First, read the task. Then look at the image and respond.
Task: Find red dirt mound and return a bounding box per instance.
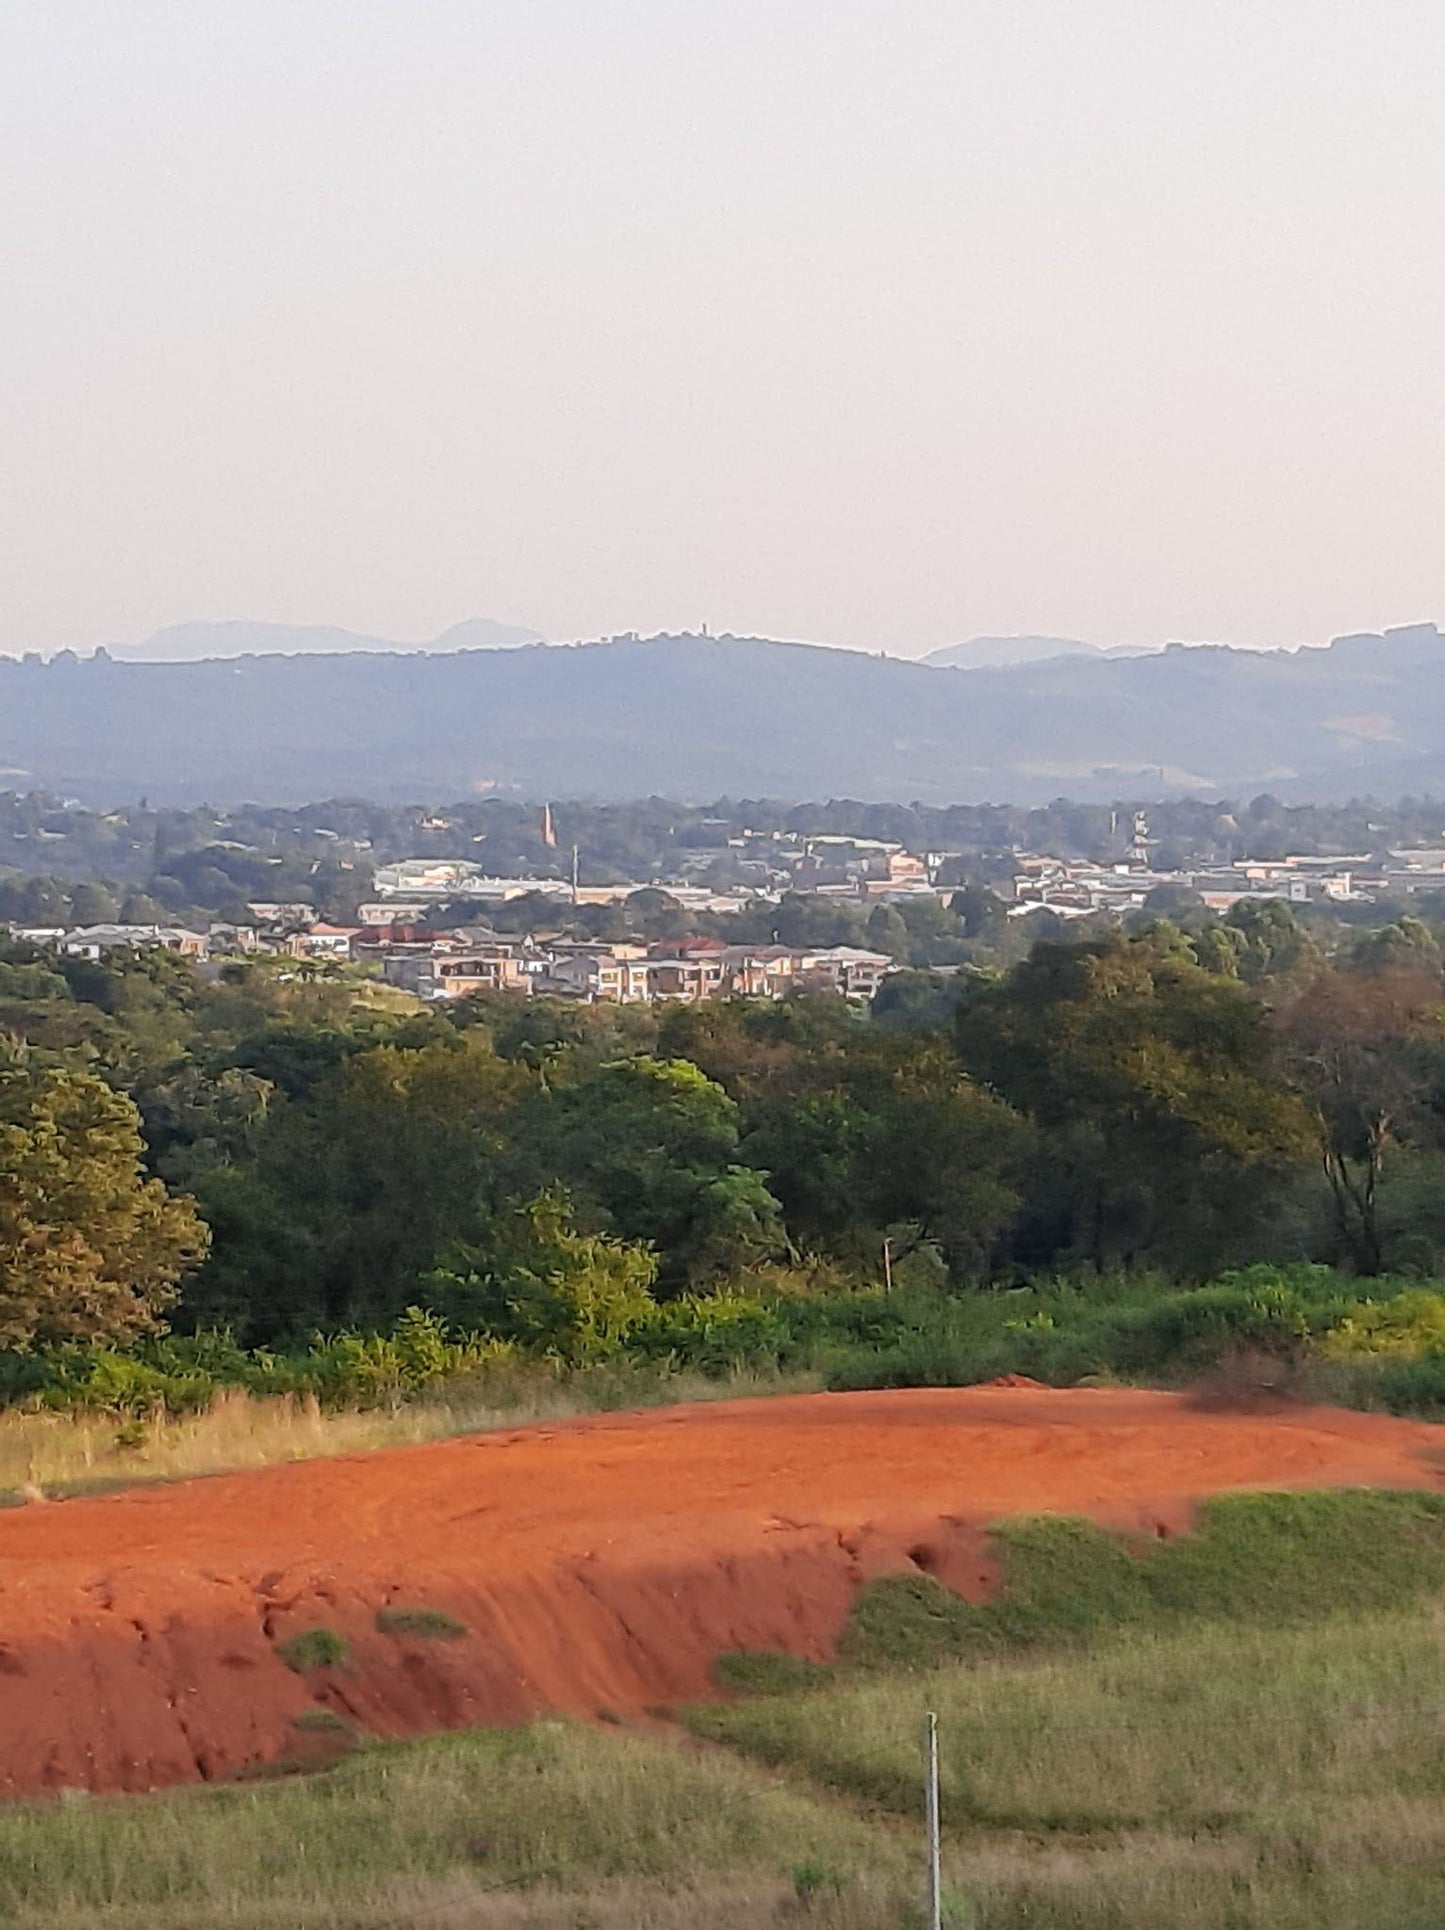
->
[0,1385,1439,1798]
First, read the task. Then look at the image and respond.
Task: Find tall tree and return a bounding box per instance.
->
[1276,966,1445,1273]
[528,1056,787,1289]
[0,1057,208,1350]
[957,937,1312,1272]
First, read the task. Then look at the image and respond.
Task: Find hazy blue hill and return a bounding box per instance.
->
[2,626,1443,805]
[922,634,1104,668]
[114,617,544,661]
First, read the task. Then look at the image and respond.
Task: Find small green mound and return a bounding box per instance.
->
[842,1488,1445,1666]
[290,1708,351,1734]
[373,1605,467,1640]
[711,1650,835,1696]
[277,1626,350,1672]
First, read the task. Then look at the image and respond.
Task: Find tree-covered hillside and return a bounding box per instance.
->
[7,625,1445,804]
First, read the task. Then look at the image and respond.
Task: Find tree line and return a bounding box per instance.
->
[10,786,1445,928]
[4,908,1445,1362]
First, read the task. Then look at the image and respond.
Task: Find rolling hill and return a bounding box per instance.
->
[3,623,1444,805]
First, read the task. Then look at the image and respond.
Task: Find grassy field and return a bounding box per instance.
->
[0,1720,915,1930]
[693,1611,1445,1929]
[1,1491,1440,1929]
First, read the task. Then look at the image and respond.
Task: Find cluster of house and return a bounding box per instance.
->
[17,815,1445,997]
[1010,846,1445,922]
[377,934,894,1003]
[2,912,894,1005]
[11,922,214,959]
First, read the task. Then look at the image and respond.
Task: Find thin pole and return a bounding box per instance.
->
[924,1709,941,1930]
[883,1236,894,1294]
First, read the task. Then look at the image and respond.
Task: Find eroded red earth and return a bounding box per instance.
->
[0,1384,1439,1796]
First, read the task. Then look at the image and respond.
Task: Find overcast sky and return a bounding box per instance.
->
[3,1,1444,659]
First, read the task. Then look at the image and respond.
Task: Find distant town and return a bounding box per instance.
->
[7,793,1445,1003]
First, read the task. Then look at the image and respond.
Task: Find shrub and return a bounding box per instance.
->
[820,1270,1398,1395]
[632,1292,789,1374]
[1321,1288,1445,1358]
[424,1196,661,1365]
[25,1311,516,1416]
[278,1626,349,1672]
[791,1859,846,1903]
[1376,1351,1445,1415]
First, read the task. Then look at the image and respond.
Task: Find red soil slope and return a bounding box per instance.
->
[0,1385,1440,1798]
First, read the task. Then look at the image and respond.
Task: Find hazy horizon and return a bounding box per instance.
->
[4,3,1444,659]
[14,612,1445,665]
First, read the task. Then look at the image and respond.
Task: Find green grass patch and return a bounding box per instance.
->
[842,1488,1445,1665]
[373,1606,467,1640]
[0,1721,911,1930]
[276,1626,349,1673]
[689,1608,1445,1927]
[289,1708,351,1735]
[711,1649,835,1695]
[686,1486,1445,1925]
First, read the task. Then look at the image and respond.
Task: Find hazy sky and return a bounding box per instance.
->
[3,2,1444,658]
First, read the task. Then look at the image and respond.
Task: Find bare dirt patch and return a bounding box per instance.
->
[0,1385,1438,1798]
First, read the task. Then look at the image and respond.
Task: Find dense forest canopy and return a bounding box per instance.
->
[5,904,1445,1364]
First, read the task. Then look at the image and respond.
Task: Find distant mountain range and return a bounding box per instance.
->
[921,634,1156,669]
[3,623,1444,807]
[113,618,545,661]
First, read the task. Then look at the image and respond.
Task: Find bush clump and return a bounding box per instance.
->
[278,1626,349,1672]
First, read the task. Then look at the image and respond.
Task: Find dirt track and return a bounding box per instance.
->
[0,1384,1440,1798]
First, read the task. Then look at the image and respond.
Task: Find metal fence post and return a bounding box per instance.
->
[925,1709,941,1930]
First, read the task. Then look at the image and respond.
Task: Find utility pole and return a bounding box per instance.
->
[924,1710,942,1930]
[570,843,580,906]
[882,1236,894,1294]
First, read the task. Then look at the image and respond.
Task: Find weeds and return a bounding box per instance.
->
[374,1607,466,1640]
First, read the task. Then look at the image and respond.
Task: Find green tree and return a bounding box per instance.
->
[1277,967,1445,1273]
[864,903,910,962]
[426,1193,660,1362]
[1221,899,1319,985]
[532,1056,786,1288]
[951,885,1007,942]
[0,1058,208,1350]
[1346,917,1442,977]
[193,1034,529,1336]
[659,998,1023,1277]
[741,1031,1025,1276]
[957,937,1312,1273]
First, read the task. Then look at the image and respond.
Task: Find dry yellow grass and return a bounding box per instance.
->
[0,1365,817,1501]
[0,1390,437,1498]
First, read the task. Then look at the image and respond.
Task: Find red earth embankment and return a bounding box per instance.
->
[0,1385,1440,1798]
